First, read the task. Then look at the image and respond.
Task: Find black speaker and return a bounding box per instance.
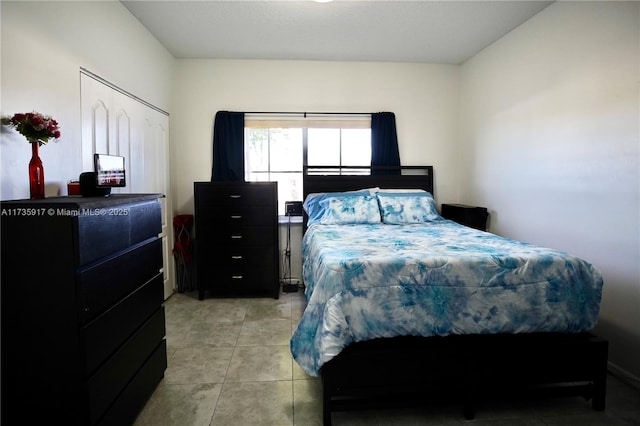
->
[79,172,111,197]
[285,201,303,216]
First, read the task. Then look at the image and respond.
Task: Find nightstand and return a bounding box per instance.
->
[441,204,489,231]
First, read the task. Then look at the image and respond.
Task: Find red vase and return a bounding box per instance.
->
[29,142,45,199]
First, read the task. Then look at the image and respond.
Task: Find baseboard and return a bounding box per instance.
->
[608,361,640,390]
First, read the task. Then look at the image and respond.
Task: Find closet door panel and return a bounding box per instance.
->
[80,72,174,298]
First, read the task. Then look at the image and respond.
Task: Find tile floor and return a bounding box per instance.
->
[134,290,640,426]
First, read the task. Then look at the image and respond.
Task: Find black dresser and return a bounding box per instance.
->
[194,182,279,299]
[1,194,167,425]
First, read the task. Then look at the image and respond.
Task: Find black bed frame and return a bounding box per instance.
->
[302,166,608,426]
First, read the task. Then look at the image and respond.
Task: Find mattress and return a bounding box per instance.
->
[290,220,603,377]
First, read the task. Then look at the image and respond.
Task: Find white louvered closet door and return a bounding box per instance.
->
[80,70,174,299]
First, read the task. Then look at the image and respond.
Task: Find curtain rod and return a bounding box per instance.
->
[242,111,373,117]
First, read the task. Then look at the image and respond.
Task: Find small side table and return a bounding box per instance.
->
[441,204,489,231]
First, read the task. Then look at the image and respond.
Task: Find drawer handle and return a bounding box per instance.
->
[231,255,243,260]
[231,235,242,239]
[232,275,243,279]
[230,194,242,199]
[230,215,242,219]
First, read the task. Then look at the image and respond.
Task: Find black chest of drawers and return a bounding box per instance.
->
[194,182,279,299]
[0,194,167,425]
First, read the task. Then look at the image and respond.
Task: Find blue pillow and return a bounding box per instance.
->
[303,189,371,224]
[376,192,441,224]
[318,194,381,225]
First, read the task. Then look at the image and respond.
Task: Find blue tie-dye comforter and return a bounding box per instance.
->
[290,221,603,377]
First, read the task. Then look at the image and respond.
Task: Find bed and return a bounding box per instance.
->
[289,167,608,425]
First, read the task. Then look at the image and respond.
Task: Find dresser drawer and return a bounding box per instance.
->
[77,200,161,265]
[195,183,275,209]
[197,206,274,229]
[82,273,163,375]
[95,339,167,426]
[200,247,274,273]
[78,238,163,323]
[208,226,275,247]
[88,307,165,425]
[204,265,276,290]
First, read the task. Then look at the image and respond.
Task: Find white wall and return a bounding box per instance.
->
[1,1,174,200]
[171,59,460,214]
[460,1,640,379]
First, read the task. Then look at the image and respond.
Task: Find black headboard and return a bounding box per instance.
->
[302,166,434,229]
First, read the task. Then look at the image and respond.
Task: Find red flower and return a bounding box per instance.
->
[1,111,61,146]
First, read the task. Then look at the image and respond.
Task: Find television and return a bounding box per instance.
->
[94,153,126,188]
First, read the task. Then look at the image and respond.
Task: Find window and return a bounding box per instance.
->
[244,115,371,215]
[245,127,304,215]
[307,128,372,172]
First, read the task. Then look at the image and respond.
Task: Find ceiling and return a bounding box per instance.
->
[121,0,552,65]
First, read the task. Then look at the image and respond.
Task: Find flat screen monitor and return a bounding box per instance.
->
[94,153,126,188]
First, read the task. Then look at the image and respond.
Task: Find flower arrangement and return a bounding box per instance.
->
[1,112,61,146]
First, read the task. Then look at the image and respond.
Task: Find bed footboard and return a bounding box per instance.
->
[319,333,608,426]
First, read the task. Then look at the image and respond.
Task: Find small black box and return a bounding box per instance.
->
[79,172,111,197]
[285,201,303,216]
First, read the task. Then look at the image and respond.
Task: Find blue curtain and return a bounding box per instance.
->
[212,111,245,181]
[371,112,401,175]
